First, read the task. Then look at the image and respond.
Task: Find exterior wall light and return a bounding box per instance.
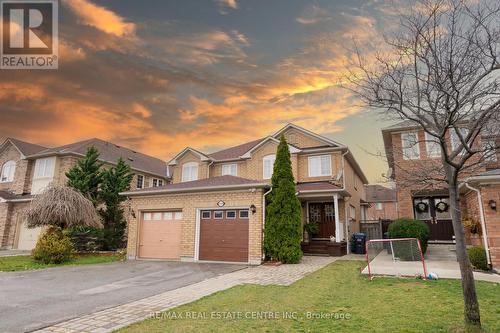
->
[489,200,497,211]
[250,204,257,214]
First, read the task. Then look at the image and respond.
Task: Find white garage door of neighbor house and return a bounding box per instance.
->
[17,220,42,250]
[139,211,182,260]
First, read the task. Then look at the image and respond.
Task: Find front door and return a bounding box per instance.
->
[413,197,454,241]
[309,203,335,239]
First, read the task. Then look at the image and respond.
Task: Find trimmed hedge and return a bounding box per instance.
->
[467,246,488,270]
[33,226,74,264]
[388,218,430,255]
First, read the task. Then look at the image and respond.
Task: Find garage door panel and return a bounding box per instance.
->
[199,209,249,262]
[139,212,182,260]
[16,219,42,250]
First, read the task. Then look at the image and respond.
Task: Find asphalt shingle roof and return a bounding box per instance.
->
[32,138,167,177]
[365,184,397,202]
[5,138,47,156]
[123,175,268,195]
[208,138,264,161]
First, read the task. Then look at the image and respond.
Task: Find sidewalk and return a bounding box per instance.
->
[34,256,337,333]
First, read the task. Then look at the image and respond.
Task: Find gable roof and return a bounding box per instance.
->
[240,136,301,158]
[28,138,167,178]
[121,175,268,196]
[168,147,212,166]
[272,123,346,148]
[365,184,397,202]
[0,138,47,157]
[208,138,264,161]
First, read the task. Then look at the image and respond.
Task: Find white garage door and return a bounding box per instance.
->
[139,211,182,260]
[16,220,42,250]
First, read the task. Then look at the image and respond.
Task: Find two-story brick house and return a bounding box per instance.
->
[382,120,500,269]
[363,184,398,222]
[0,138,168,250]
[122,124,368,264]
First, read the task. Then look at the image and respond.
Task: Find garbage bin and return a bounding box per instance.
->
[352,232,366,254]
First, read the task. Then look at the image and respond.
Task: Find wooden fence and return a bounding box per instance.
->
[360,219,392,240]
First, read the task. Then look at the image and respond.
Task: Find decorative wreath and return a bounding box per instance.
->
[415,201,428,213]
[435,201,449,213]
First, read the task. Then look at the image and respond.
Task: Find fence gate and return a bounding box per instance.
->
[360,220,382,240]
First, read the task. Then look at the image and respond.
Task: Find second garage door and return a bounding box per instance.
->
[139,211,182,259]
[199,209,249,262]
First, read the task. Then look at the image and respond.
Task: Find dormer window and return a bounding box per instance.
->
[182,162,199,182]
[0,160,16,182]
[401,132,420,160]
[262,154,276,179]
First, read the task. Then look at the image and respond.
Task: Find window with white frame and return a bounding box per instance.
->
[425,132,441,158]
[221,163,237,176]
[451,128,470,153]
[375,202,383,211]
[239,210,249,219]
[214,211,223,219]
[174,212,183,220]
[182,162,198,182]
[201,211,211,219]
[226,210,236,219]
[262,154,276,179]
[152,178,163,187]
[401,132,420,160]
[483,140,497,162]
[34,157,56,179]
[308,155,332,177]
[0,160,16,182]
[136,175,144,189]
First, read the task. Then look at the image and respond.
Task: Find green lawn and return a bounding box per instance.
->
[0,253,122,272]
[118,261,500,333]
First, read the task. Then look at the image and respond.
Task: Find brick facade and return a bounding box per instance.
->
[126,189,264,264]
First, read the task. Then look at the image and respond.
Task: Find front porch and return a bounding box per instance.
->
[297,183,350,257]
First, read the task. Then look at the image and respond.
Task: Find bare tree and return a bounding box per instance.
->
[25,185,102,229]
[345,0,500,327]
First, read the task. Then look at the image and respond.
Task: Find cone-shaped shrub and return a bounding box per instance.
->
[264,135,303,263]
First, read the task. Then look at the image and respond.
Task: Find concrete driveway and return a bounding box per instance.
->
[0,260,245,333]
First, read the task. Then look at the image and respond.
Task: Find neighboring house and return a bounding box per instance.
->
[382,120,500,270]
[0,138,168,250]
[363,184,398,221]
[121,123,368,264]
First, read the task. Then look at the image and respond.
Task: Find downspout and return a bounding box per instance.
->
[262,187,273,260]
[463,182,492,266]
[341,150,349,252]
[207,160,214,178]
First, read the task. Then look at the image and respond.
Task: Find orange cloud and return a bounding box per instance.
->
[64,0,135,37]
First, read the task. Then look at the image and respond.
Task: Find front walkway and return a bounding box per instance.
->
[34,256,337,333]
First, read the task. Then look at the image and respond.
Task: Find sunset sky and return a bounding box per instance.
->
[0,0,407,182]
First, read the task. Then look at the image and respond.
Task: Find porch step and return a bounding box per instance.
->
[425,244,457,261]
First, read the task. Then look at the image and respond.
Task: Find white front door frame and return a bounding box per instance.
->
[333,193,341,241]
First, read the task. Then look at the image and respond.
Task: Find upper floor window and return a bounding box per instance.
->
[451,128,470,153]
[221,163,237,176]
[425,132,441,158]
[34,157,55,179]
[136,174,144,189]
[483,140,497,162]
[401,132,420,160]
[182,162,198,182]
[375,202,383,211]
[0,160,16,182]
[152,178,163,187]
[262,154,276,179]
[308,155,331,177]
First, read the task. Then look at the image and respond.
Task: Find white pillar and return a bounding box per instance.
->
[333,193,340,242]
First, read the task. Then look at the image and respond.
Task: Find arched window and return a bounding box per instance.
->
[262,154,276,179]
[182,162,199,182]
[0,160,16,182]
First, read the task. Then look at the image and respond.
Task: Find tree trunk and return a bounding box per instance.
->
[446,170,481,327]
